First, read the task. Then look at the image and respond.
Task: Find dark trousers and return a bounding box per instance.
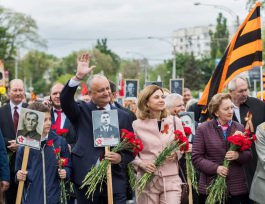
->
[75,184,126,204]
[5,181,18,204]
[199,194,249,204]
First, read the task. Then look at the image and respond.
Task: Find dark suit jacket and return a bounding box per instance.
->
[232,96,265,187]
[17,129,41,141]
[94,124,119,139]
[51,110,77,146]
[114,101,137,121]
[0,103,27,180]
[60,82,135,193]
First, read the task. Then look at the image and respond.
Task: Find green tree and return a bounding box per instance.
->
[95,38,120,72]
[184,53,201,90]
[120,59,143,79]
[209,13,229,59]
[19,50,57,94]
[149,63,171,89]
[0,6,45,79]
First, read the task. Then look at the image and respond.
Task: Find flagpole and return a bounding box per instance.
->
[260,66,263,101]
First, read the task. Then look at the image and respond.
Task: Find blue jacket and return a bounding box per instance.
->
[15,131,71,204]
[0,129,10,182]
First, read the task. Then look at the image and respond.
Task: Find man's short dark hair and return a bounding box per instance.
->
[101,111,110,116]
[109,80,117,93]
[25,111,39,121]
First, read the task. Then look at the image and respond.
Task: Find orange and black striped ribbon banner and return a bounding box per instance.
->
[198,2,262,110]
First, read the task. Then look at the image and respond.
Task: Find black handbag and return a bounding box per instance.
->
[173,116,189,204]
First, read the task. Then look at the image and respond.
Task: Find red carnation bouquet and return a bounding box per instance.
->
[47,140,69,204]
[182,124,198,193]
[81,129,144,198]
[206,129,256,204]
[135,130,189,194]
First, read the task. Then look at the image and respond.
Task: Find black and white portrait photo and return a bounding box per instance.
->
[16,108,45,149]
[145,81,163,88]
[170,79,184,95]
[178,112,195,142]
[125,79,138,98]
[92,110,120,147]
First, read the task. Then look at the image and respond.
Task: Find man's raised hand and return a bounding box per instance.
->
[75,53,96,80]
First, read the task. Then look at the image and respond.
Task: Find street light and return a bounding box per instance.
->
[126,51,148,83]
[147,36,177,79]
[194,2,240,31]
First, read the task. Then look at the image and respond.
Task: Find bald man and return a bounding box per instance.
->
[60,53,134,204]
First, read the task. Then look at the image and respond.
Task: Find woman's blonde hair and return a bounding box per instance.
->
[136,85,168,120]
[208,93,232,118]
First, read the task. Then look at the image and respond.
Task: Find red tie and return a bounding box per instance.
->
[55,110,62,129]
[13,106,19,133]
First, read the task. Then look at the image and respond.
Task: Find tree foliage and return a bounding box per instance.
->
[209,13,229,59]
[95,38,120,73]
[0,6,45,79]
[19,50,57,94]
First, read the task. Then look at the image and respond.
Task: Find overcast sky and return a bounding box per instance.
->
[1,0,249,64]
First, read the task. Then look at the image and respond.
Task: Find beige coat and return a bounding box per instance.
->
[250,122,265,203]
[132,115,184,177]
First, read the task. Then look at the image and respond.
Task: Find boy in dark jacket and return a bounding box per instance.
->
[15,102,71,204]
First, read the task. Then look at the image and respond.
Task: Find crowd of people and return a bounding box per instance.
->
[0,53,264,204]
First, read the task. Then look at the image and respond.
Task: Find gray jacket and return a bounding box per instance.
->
[250,122,265,203]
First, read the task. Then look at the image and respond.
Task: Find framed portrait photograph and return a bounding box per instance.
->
[170,79,184,95]
[144,81,163,88]
[125,79,138,98]
[92,109,120,147]
[16,108,45,150]
[178,112,195,142]
[115,97,123,106]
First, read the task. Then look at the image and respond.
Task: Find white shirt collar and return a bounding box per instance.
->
[97,104,111,111]
[41,135,48,142]
[10,101,23,113]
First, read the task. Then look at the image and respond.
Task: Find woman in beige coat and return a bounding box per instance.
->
[132,85,183,204]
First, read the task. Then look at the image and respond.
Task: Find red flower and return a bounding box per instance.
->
[252,134,257,141]
[56,128,69,136]
[161,124,169,134]
[180,142,189,152]
[244,129,250,136]
[59,157,68,167]
[133,138,144,154]
[121,131,136,142]
[184,127,192,136]
[174,130,189,152]
[120,129,144,155]
[54,148,61,154]
[121,129,130,134]
[227,129,255,152]
[51,124,57,130]
[47,140,53,146]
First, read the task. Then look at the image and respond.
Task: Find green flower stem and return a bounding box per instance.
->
[186,152,198,193]
[206,144,238,204]
[135,141,185,195]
